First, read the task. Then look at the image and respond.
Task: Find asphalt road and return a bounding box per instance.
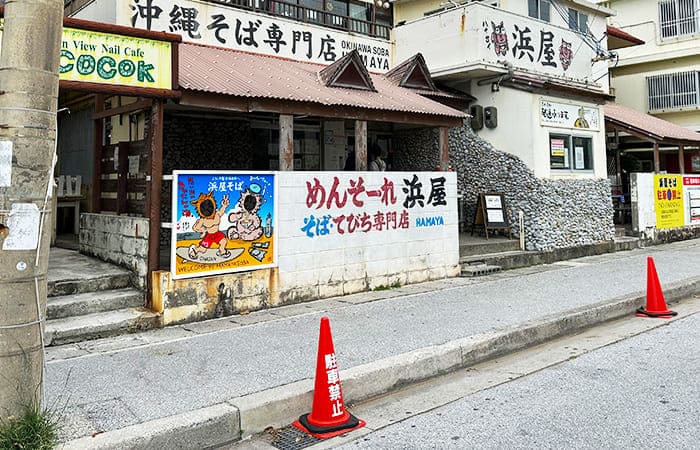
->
[338,311,700,450]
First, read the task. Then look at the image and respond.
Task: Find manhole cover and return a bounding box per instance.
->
[270,426,320,450]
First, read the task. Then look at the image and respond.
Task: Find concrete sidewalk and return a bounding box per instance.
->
[48,239,700,449]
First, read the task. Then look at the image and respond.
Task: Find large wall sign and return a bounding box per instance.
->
[299,172,453,239]
[540,100,600,131]
[121,0,391,71]
[654,174,684,229]
[394,4,598,85]
[60,27,172,89]
[171,171,277,279]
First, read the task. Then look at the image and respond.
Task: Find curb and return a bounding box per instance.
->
[59,276,700,449]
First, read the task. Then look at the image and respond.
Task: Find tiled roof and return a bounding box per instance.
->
[604,102,700,143]
[178,43,466,119]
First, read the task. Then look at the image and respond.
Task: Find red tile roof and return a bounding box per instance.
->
[605,102,700,143]
[178,43,467,120]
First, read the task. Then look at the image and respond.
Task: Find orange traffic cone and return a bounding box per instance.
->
[636,256,678,319]
[293,317,365,439]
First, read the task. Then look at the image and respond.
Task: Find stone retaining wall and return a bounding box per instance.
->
[395,124,615,251]
[79,213,149,289]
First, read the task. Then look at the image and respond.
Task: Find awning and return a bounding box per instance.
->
[606,25,645,50]
[604,102,700,145]
[177,43,467,127]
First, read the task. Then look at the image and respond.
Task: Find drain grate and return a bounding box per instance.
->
[270,426,321,450]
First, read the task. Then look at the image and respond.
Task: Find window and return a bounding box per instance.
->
[550,134,593,171]
[568,8,588,34]
[659,0,699,39]
[528,0,551,22]
[647,71,700,111]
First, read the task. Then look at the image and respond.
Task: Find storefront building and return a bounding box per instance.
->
[55,0,468,324]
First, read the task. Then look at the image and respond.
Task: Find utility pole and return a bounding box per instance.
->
[0,0,63,418]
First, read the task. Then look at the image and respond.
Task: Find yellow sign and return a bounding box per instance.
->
[654,174,684,229]
[59,27,172,89]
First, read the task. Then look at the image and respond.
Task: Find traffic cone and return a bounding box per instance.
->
[293,317,365,439]
[636,256,677,319]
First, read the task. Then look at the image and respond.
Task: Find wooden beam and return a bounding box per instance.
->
[91,94,104,212]
[653,142,660,173]
[92,98,153,119]
[60,80,181,99]
[439,127,450,171]
[355,120,367,171]
[678,144,685,174]
[279,114,294,171]
[146,99,164,309]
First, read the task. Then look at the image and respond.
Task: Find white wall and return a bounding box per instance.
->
[70,0,117,23]
[469,85,606,179]
[276,171,460,295]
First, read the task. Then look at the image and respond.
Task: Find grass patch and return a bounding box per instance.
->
[373,280,402,291]
[0,405,59,450]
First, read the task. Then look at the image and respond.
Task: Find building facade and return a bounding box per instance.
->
[599,0,700,173]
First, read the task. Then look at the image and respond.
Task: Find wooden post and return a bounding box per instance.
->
[678,144,685,174]
[117,142,129,214]
[439,127,450,171]
[279,114,294,171]
[355,120,367,171]
[92,94,104,212]
[653,142,660,173]
[146,99,164,309]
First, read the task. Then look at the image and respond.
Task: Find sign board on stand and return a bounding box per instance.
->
[471,192,511,239]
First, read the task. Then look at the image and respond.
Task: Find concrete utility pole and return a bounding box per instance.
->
[0,0,63,418]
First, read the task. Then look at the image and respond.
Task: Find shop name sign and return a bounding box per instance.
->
[540,100,600,131]
[122,0,391,72]
[60,27,172,89]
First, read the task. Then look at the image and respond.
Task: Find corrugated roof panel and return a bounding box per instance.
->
[179,43,466,119]
[604,102,700,143]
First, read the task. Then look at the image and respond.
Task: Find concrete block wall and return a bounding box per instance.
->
[156,171,460,324]
[79,213,149,289]
[275,172,460,302]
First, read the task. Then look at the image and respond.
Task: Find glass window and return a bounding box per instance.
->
[568,9,588,33]
[550,134,593,171]
[528,0,550,22]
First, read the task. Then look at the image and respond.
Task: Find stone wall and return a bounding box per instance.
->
[79,213,149,289]
[159,115,255,255]
[396,124,615,251]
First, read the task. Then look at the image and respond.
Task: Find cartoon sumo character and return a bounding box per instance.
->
[559,39,573,71]
[227,188,264,241]
[188,192,230,260]
[491,21,509,56]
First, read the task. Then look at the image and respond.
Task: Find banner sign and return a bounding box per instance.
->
[171,171,277,279]
[540,100,600,131]
[654,174,684,229]
[59,27,172,89]
[122,0,391,71]
[683,176,700,225]
[299,172,454,239]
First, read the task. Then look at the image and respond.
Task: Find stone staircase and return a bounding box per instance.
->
[45,248,160,346]
[459,233,643,277]
[459,237,521,277]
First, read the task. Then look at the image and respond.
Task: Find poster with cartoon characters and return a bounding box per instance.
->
[171,171,276,279]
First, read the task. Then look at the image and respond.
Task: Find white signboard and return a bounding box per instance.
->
[120,0,391,72]
[540,100,600,131]
[2,203,40,251]
[683,176,700,225]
